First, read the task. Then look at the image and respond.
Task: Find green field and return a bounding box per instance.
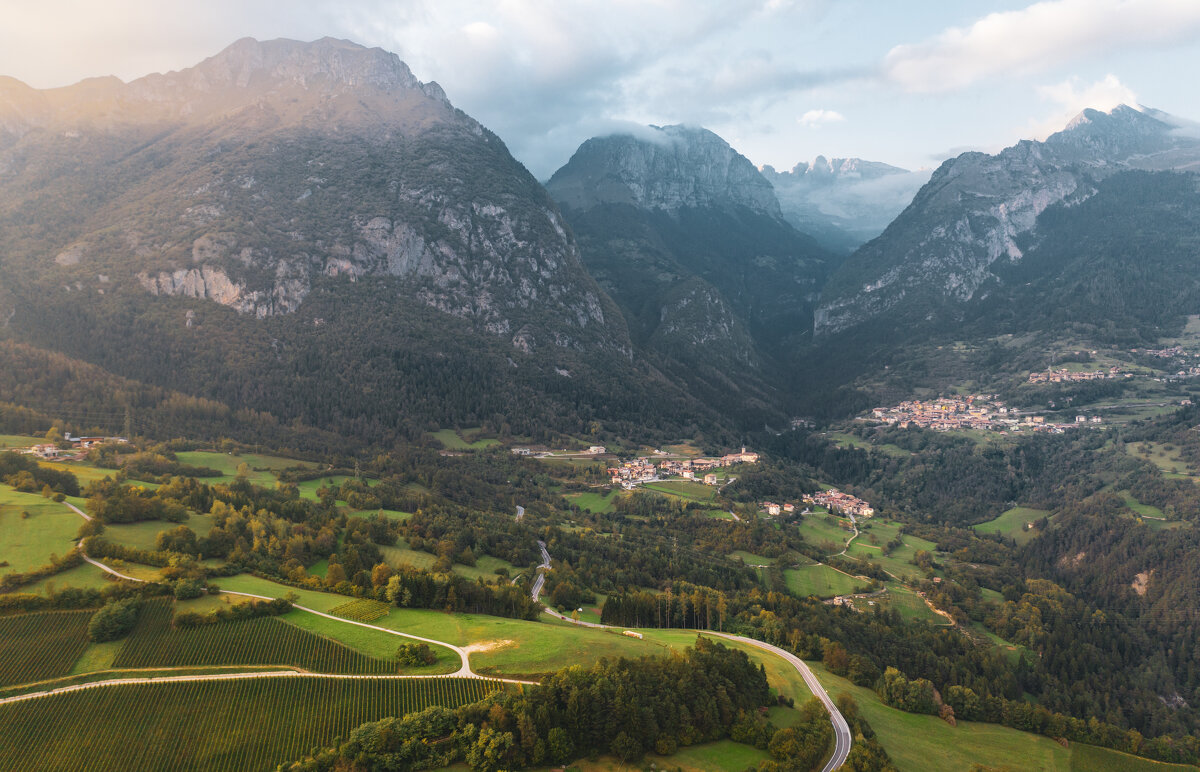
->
[0,676,501,772]
[173,451,315,487]
[293,475,353,501]
[567,489,620,513]
[431,428,499,450]
[843,521,939,582]
[795,515,854,552]
[641,480,718,502]
[973,506,1051,544]
[113,599,406,674]
[18,561,114,595]
[0,434,42,448]
[216,575,666,677]
[1126,442,1194,477]
[829,431,911,459]
[784,564,865,598]
[102,513,216,553]
[0,610,92,687]
[881,586,951,624]
[805,661,1071,771]
[1071,743,1200,771]
[728,550,775,566]
[0,489,83,577]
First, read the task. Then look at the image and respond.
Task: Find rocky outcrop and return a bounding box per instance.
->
[815,105,1200,335]
[0,37,624,353]
[545,125,781,217]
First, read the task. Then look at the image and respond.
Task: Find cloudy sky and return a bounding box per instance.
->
[4,0,1200,178]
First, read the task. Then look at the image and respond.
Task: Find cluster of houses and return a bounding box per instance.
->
[1133,346,1189,359]
[607,448,759,490]
[869,396,1008,431]
[1028,366,1125,384]
[26,434,126,461]
[806,488,875,518]
[868,395,1105,435]
[761,501,796,516]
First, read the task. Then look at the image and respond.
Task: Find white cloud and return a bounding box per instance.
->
[798,108,845,127]
[884,0,1200,93]
[1025,74,1139,139]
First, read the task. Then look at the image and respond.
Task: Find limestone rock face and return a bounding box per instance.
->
[545,125,781,216]
[815,105,1200,335]
[0,37,627,353]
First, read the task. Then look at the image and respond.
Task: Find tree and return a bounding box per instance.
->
[547,727,574,763]
[88,598,141,642]
[610,731,642,762]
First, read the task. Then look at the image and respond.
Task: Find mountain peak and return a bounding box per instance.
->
[1,37,457,134]
[545,124,782,216]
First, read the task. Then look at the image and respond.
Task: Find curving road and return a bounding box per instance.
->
[70,525,534,685]
[531,539,851,770]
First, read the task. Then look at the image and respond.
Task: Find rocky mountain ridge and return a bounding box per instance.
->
[760,156,930,252]
[815,104,1200,336]
[0,36,624,355]
[545,125,781,217]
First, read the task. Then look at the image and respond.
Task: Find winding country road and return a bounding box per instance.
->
[532,539,852,770]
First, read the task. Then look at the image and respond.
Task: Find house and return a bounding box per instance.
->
[782,503,795,514]
[682,470,695,480]
[31,444,60,459]
[511,447,532,456]
[588,445,607,455]
[764,502,781,516]
[704,473,718,486]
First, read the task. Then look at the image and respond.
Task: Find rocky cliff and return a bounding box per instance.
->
[0,38,738,442]
[545,126,834,422]
[546,125,781,216]
[815,105,1200,336]
[0,37,625,354]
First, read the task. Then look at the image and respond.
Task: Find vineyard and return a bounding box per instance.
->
[114,600,397,673]
[0,610,92,687]
[0,676,503,771]
[329,598,389,622]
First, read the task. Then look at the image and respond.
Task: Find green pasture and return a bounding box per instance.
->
[567,489,619,513]
[784,564,865,598]
[973,506,1051,544]
[0,489,83,576]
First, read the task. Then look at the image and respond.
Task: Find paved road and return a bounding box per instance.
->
[707,632,852,772]
[531,540,851,769]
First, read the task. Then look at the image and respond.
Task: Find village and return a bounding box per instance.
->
[867,394,1102,434]
[606,447,760,489]
[761,488,875,519]
[1027,365,1126,384]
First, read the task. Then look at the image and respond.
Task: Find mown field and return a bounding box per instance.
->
[0,610,92,687]
[173,451,316,488]
[0,676,502,772]
[0,488,83,575]
[783,564,864,598]
[216,575,669,677]
[972,506,1051,544]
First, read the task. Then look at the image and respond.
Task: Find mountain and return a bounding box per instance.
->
[0,38,716,443]
[815,105,1200,337]
[760,156,931,253]
[545,125,834,414]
